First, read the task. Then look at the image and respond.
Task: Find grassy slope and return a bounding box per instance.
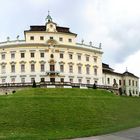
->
[0,88,140,140]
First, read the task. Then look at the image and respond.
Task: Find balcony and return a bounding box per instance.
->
[46,71,60,76]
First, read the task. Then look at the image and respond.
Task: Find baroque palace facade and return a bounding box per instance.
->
[0,14,139,96]
[0,15,103,85]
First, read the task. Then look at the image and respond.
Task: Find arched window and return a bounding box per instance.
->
[113,79,116,84]
[107,78,110,84]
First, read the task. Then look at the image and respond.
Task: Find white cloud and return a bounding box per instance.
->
[81,0,140,65]
[114,50,140,77]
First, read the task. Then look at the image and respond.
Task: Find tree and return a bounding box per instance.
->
[119,88,123,96]
[93,83,97,89]
[32,80,37,88]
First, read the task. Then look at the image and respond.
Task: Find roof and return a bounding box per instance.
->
[27,25,77,36]
[123,71,139,78]
[29,26,46,31]
[102,63,139,79]
[103,69,122,76]
[102,63,114,71]
[56,26,71,33]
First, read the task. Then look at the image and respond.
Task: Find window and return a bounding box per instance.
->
[78,55,81,60]
[136,81,138,87]
[68,38,72,42]
[31,64,35,72]
[78,66,82,74]
[59,37,63,41]
[69,65,73,73]
[60,53,63,58]
[86,56,89,61]
[113,79,116,84]
[95,81,98,84]
[30,36,34,40]
[50,65,55,71]
[40,78,45,82]
[78,79,82,83]
[50,24,53,28]
[132,80,134,86]
[21,53,25,58]
[94,57,97,63]
[50,37,53,40]
[31,78,35,83]
[31,52,35,58]
[87,79,90,84]
[94,68,97,76]
[1,65,6,74]
[60,65,64,73]
[2,78,6,83]
[21,64,25,72]
[40,64,45,72]
[40,36,44,40]
[60,78,64,83]
[1,54,5,60]
[70,78,73,83]
[11,77,15,83]
[129,79,131,86]
[11,53,15,59]
[69,54,73,59]
[11,65,15,73]
[50,54,54,58]
[119,80,122,86]
[86,67,90,74]
[123,80,126,86]
[40,52,44,58]
[107,78,110,84]
[21,78,25,83]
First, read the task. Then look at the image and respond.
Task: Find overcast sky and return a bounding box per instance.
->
[0,0,140,77]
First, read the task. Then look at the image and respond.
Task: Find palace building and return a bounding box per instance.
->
[102,63,139,96]
[0,14,103,85]
[0,14,139,96]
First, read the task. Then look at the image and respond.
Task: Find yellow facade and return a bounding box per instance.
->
[0,15,103,85]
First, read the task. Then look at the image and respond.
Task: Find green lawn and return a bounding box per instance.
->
[0,88,140,140]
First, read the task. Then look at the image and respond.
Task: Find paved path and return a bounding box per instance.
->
[71,127,140,140]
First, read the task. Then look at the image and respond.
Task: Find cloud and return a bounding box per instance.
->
[81,0,140,64]
[114,50,140,77]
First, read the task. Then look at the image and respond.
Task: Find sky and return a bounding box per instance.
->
[0,0,140,77]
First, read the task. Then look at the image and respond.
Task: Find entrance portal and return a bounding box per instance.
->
[50,78,55,83]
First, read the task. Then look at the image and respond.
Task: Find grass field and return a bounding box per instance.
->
[0,88,140,140]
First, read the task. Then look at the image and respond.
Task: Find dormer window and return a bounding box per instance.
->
[59,37,63,41]
[30,36,34,40]
[68,38,72,42]
[40,36,44,40]
[50,37,53,40]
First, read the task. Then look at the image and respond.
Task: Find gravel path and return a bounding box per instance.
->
[71,127,140,140]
